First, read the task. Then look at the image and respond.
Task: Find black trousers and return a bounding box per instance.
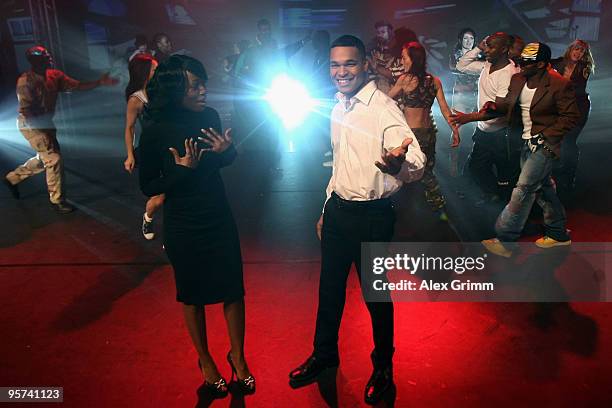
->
[313,193,395,369]
[466,127,521,198]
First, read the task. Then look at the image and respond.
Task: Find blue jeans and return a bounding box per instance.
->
[495,144,569,242]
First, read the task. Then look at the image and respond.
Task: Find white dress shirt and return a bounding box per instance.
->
[324,81,426,210]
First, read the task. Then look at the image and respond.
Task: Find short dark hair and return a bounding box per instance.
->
[374,20,393,30]
[488,31,511,48]
[146,55,208,115]
[330,35,366,60]
[257,19,270,29]
[509,34,524,46]
[153,32,169,46]
[135,34,147,47]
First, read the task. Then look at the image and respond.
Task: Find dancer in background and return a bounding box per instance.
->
[128,34,150,62]
[139,55,254,399]
[456,32,520,204]
[509,35,525,65]
[389,41,459,220]
[367,20,395,93]
[152,33,173,63]
[123,53,164,240]
[448,28,479,177]
[4,45,117,213]
[551,39,595,199]
[452,42,579,256]
[370,27,418,95]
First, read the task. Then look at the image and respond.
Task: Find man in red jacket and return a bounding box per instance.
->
[4,45,117,213]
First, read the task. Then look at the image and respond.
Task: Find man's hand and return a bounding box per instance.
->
[98,73,119,86]
[375,137,413,175]
[477,36,488,51]
[450,109,472,126]
[316,214,323,241]
[481,101,497,112]
[169,138,204,169]
[198,127,233,153]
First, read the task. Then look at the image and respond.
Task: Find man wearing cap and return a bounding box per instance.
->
[4,45,117,213]
[452,42,580,256]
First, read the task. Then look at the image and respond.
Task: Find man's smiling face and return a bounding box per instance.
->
[329,46,368,97]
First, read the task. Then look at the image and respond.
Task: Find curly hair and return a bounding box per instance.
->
[563,39,595,75]
[145,54,208,116]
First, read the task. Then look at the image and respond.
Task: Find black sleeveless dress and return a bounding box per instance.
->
[139,107,244,305]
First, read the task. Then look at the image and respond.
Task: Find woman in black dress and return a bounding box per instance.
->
[139,55,255,398]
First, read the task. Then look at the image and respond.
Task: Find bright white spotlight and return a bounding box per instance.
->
[263,74,315,130]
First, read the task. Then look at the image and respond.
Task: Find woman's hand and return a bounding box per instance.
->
[169,138,204,169]
[199,128,233,153]
[449,122,461,148]
[124,155,136,173]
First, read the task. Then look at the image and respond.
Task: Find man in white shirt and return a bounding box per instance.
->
[456,32,520,202]
[288,35,425,405]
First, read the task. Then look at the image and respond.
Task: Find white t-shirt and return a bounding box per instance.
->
[477,61,520,132]
[519,84,537,140]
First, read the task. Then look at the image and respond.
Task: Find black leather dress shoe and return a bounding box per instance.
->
[364,366,393,405]
[4,178,20,199]
[52,202,75,214]
[288,355,338,388]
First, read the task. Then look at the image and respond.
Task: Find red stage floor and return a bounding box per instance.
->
[2,122,612,406]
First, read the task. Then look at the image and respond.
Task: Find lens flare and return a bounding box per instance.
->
[263,74,315,130]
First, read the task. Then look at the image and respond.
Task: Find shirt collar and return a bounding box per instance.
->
[335,80,377,111]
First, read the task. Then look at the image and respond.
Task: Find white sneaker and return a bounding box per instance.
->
[142,213,155,240]
[322,161,332,167]
[324,151,332,157]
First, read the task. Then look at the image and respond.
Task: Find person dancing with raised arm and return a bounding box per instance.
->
[388,41,460,220]
[4,45,117,213]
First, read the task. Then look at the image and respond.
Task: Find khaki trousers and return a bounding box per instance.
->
[6,122,64,204]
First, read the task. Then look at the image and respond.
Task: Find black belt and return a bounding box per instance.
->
[331,192,392,211]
